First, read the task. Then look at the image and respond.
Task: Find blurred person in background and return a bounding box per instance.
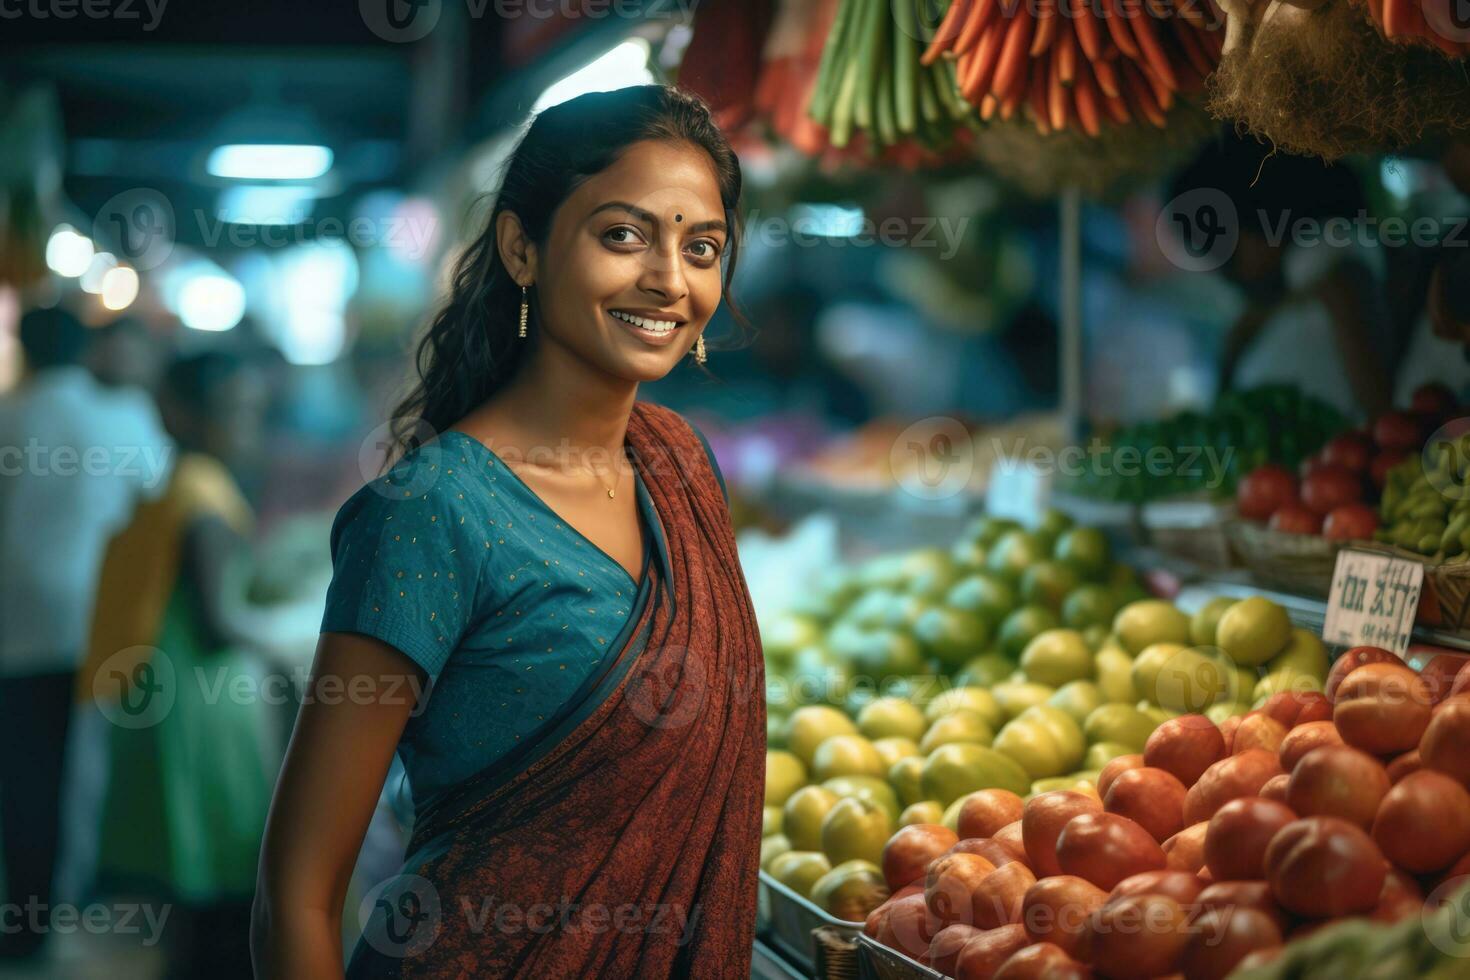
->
[0,304,172,960]
[1167,136,1393,420]
[85,315,167,395]
[82,351,275,979]
[1388,138,1470,403]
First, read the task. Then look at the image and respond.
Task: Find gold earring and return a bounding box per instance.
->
[694,334,707,365]
[518,284,529,338]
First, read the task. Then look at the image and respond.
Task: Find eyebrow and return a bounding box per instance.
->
[588,200,728,236]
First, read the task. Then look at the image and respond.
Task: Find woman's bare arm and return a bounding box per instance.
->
[251,631,425,979]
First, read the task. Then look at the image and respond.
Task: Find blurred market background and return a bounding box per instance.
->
[3,0,1470,977]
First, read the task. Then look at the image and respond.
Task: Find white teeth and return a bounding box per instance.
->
[611,310,677,333]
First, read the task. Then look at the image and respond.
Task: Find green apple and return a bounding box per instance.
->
[1189,596,1237,647]
[920,742,1032,805]
[856,696,927,742]
[992,681,1057,721]
[1082,704,1157,753]
[918,709,996,754]
[1020,628,1095,687]
[769,850,832,898]
[1113,600,1192,655]
[1215,596,1293,667]
[820,797,893,866]
[766,749,809,807]
[1048,680,1105,726]
[1267,628,1330,681]
[785,706,858,768]
[923,686,1005,730]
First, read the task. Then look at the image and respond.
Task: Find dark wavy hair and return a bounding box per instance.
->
[385,84,749,466]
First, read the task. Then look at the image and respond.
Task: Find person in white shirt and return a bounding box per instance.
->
[0,305,173,959]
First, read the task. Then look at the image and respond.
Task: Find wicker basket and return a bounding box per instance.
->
[758,871,865,977]
[1142,498,1238,569]
[1223,520,1350,597]
[1341,541,1470,632]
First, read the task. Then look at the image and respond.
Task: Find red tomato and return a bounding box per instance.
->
[1300,464,1362,515]
[1237,465,1298,522]
[1410,382,1457,417]
[1323,504,1378,541]
[1320,434,1371,472]
[1269,504,1322,535]
[1370,450,1409,491]
[1298,453,1331,480]
[1372,412,1424,452]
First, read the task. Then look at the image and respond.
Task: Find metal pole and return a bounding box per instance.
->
[1059,184,1083,443]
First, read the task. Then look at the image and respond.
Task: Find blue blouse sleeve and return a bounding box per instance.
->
[319,465,484,688]
[687,420,729,505]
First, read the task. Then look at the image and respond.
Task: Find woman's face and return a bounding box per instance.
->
[529,138,729,383]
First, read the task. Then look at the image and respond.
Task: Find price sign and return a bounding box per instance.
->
[1322,550,1425,656]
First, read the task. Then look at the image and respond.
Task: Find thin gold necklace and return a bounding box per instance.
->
[586,446,629,499]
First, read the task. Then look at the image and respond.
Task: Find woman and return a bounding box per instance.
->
[84,352,275,978]
[252,85,766,978]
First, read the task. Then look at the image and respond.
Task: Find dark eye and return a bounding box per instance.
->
[604,226,645,246]
[687,240,720,261]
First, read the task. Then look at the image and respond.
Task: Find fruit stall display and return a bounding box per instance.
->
[838,649,1470,978]
[1061,386,1346,506]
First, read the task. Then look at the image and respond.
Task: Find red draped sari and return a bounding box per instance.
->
[346,401,766,979]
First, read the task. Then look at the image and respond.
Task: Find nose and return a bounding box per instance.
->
[636,242,689,305]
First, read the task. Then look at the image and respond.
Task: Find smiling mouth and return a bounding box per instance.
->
[609,310,683,334]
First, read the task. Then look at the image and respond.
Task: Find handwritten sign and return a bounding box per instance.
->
[1322,550,1425,656]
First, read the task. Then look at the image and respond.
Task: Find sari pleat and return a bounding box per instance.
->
[347,402,765,979]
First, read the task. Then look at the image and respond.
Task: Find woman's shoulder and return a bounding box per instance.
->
[330,439,484,544]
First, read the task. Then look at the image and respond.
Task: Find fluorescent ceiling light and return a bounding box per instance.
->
[532,39,653,114]
[217,185,318,225]
[206,143,333,180]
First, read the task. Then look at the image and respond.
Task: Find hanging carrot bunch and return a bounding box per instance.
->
[806,0,979,153]
[922,0,1224,136]
[1355,0,1470,56]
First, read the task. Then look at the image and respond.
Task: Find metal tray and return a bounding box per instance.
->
[855,933,944,980]
[757,870,865,976]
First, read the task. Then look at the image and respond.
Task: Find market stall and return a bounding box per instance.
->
[668,0,1470,977]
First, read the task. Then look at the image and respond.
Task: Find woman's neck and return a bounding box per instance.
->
[470,342,638,463]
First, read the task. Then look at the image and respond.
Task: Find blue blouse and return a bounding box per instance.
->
[320,425,726,808]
